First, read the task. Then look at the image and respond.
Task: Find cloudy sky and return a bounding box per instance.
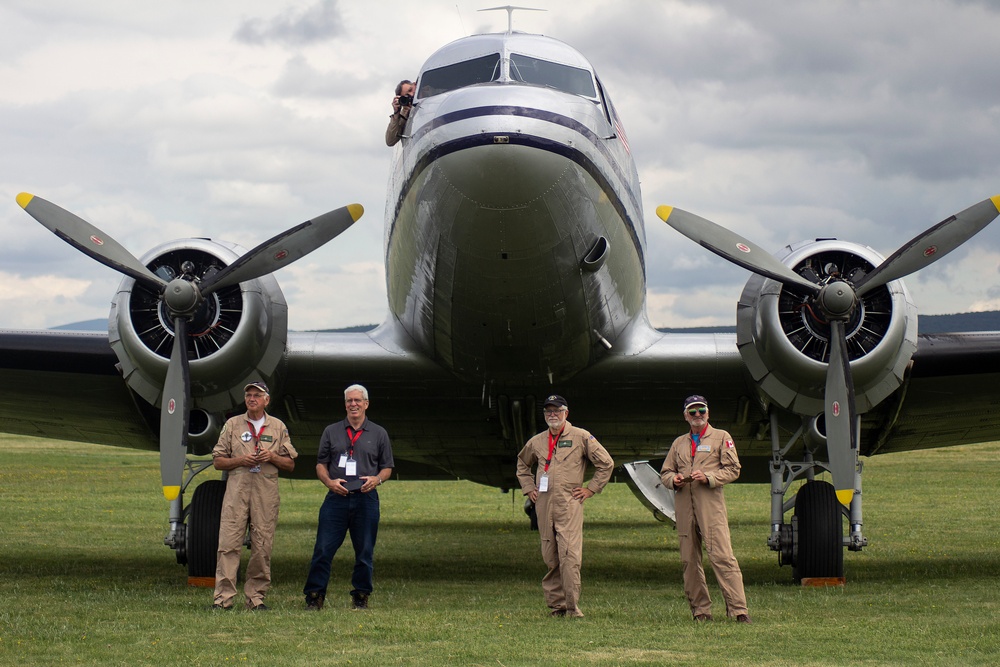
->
[2,0,999,331]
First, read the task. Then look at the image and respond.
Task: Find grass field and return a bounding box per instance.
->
[2,437,999,666]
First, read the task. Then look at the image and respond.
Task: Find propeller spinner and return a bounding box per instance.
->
[18,193,364,500]
[657,196,1000,506]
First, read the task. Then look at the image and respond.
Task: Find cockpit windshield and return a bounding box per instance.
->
[509,53,596,98]
[418,53,501,98]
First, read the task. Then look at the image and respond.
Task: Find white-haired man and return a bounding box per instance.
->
[516,394,614,618]
[303,384,394,610]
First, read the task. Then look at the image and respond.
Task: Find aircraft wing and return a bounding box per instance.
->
[5,326,999,482]
[0,329,155,449]
[866,331,1000,455]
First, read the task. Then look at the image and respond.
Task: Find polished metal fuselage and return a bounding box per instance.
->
[384,32,646,387]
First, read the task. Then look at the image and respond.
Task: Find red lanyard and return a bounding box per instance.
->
[247,421,266,452]
[346,426,363,458]
[690,426,708,457]
[544,428,565,473]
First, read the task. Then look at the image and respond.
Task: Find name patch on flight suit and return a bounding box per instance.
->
[260,435,273,442]
[696,444,712,453]
[558,440,572,448]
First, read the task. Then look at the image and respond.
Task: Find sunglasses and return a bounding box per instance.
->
[687,408,707,416]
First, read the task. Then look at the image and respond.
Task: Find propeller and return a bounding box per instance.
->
[657,196,1000,505]
[18,192,364,500]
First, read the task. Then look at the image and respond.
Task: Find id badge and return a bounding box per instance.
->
[345,460,357,476]
[338,454,348,468]
[696,444,712,453]
[538,474,549,493]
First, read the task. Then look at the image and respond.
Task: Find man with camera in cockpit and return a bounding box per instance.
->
[385,79,415,146]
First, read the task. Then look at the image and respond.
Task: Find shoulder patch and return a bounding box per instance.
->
[725,439,735,449]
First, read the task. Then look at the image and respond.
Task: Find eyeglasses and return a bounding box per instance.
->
[345,398,367,405]
[687,408,707,416]
[245,393,266,399]
[543,408,565,416]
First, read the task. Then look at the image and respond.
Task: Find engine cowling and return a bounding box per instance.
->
[737,239,917,417]
[108,239,289,443]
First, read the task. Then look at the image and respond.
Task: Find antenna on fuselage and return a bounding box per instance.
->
[478,5,546,34]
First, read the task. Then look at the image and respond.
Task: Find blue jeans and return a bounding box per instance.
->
[303,490,380,598]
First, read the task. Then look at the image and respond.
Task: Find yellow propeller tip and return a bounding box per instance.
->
[163,486,181,502]
[16,192,34,209]
[655,205,674,221]
[836,489,854,506]
[348,203,364,221]
[990,195,1000,212]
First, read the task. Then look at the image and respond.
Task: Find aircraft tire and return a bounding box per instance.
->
[186,479,226,578]
[523,498,539,531]
[792,480,843,581]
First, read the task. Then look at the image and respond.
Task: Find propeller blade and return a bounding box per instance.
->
[200,204,364,295]
[17,193,167,289]
[855,195,1000,297]
[656,205,820,295]
[159,316,191,502]
[825,320,858,507]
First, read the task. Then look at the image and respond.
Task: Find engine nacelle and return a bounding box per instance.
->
[108,238,288,417]
[737,239,917,417]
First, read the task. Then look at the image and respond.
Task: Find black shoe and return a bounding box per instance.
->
[351,592,369,610]
[694,614,713,622]
[736,614,752,624]
[210,603,232,611]
[305,592,325,611]
[550,609,567,617]
[247,602,269,612]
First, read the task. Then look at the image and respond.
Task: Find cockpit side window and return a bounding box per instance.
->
[418,53,502,99]
[509,54,597,98]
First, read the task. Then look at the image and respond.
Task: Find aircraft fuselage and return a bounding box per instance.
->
[385,32,646,387]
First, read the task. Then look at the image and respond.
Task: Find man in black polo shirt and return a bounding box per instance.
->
[303,384,394,610]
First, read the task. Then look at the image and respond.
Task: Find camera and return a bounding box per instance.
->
[398,94,413,107]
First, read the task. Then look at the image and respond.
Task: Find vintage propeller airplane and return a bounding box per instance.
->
[3,9,1000,585]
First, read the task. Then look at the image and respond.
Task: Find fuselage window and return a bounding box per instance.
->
[418,53,502,98]
[509,54,597,98]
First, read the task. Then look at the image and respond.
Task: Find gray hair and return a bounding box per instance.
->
[344,384,369,400]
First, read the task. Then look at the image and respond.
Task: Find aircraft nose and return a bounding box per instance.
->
[436,143,571,208]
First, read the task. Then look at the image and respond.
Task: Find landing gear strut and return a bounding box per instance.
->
[163,458,225,584]
[766,410,867,583]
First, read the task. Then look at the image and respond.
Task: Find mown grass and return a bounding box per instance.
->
[1,437,999,666]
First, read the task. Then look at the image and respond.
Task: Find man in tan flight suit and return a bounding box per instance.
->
[660,394,751,623]
[516,395,614,618]
[211,381,297,611]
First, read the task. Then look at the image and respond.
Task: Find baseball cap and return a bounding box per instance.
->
[543,394,568,409]
[683,395,708,411]
[244,381,270,395]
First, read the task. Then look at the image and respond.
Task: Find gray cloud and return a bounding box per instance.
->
[3,0,1000,330]
[234,0,345,46]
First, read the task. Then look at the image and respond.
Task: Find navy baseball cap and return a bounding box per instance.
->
[543,395,568,409]
[683,395,707,411]
[244,381,270,394]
